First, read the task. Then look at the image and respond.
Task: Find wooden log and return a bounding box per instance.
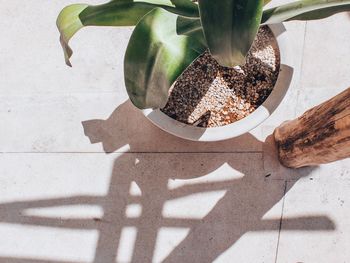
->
[274,87,350,168]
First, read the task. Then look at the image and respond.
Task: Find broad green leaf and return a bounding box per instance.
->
[124,8,207,109]
[262,0,350,24]
[176,16,202,35]
[198,0,264,67]
[56,4,88,66]
[57,0,199,66]
[80,0,200,27]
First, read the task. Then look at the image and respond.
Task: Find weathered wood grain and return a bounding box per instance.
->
[274,87,350,168]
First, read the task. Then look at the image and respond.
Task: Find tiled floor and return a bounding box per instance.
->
[0,1,349,262]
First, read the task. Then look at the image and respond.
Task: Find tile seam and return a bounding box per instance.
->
[274,180,288,263]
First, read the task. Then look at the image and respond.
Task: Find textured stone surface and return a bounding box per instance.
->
[0,0,349,262]
[276,179,350,263]
[0,153,284,263]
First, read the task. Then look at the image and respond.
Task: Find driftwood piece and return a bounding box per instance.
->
[274,87,350,168]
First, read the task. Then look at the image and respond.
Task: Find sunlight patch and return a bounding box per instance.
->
[23,205,103,219]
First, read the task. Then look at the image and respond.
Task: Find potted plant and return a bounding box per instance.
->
[57,0,350,141]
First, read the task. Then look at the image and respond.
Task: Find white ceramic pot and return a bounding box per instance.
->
[142,23,294,141]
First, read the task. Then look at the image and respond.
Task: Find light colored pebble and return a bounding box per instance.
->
[162,26,280,128]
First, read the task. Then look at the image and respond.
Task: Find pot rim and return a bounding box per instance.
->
[141,23,294,142]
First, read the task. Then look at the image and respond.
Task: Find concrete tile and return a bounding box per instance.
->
[295,86,349,116]
[298,160,350,182]
[0,0,133,95]
[0,153,284,262]
[0,224,99,263]
[0,153,114,201]
[255,88,299,139]
[0,151,113,262]
[0,152,285,263]
[0,93,118,153]
[0,94,266,153]
[283,21,307,88]
[276,179,350,263]
[301,13,350,89]
[253,21,306,138]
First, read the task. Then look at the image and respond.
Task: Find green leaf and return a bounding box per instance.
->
[124,8,207,109]
[56,4,88,67]
[262,0,350,24]
[197,0,264,67]
[80,0,200,27]
[56,0,199,66]
[175,16,203,35]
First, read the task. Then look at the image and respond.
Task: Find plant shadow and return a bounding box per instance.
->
[0,101,335,263]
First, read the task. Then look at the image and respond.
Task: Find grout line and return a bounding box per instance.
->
[0,151,264,154]
[294,21,308,117]
[274,180,288,263]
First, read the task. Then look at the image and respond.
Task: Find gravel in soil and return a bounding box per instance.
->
[161,26,280,128]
